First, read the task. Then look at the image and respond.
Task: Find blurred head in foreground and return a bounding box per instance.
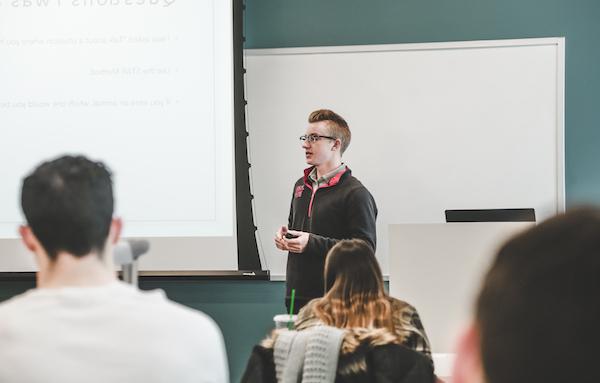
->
[453,208,600,383]
[20,155,121,285]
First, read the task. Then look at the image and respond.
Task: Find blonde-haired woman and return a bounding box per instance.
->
[241,239,435,383]
[295,239,433,364]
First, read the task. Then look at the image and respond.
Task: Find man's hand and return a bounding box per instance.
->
[274,225,290,251]
[284,230,309,253]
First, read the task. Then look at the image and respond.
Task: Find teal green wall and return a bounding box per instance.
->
[2,2,599,383]
[245,0,600,206]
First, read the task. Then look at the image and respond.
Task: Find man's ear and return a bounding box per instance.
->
[19,225,39,252]
[20,225,52,273]
[332,138,342,152]
[451,323,484,383]
[109,217,123,245]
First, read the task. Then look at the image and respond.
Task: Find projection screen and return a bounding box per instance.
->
[0,0,241,271]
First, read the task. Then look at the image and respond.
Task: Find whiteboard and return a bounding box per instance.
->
[245,38,565,279]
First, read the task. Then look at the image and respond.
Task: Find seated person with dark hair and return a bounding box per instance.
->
[242,239,434,383]
[452,208,600,383]
[295,239,433,364]
[0,155,228,383]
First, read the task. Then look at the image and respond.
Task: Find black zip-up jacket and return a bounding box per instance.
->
[285,166,377,312]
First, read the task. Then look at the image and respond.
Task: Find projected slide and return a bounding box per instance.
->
[0,0,234,238]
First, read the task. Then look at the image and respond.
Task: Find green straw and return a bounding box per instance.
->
[288,289,296,330]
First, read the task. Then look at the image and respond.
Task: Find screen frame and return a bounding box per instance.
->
[234,0,263,271]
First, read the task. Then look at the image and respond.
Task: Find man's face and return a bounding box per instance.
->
[302,121,338,166]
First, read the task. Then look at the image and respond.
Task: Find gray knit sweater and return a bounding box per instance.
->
[273,326,346,383]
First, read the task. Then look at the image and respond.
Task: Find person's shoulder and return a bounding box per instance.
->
[0,289,64,335]
[295,298,322,330]
[388,296,414,310]
[132,286,219,327]
[338,328,432,381]
[340,176,376,204]
[0,289,37,317]
[130,287,226,354]
[300,297,319,312]
[107,282,221,340]
[339,169,371,191]
[124,286,228,381]
[388,296,420,318]
[370,343,434,379]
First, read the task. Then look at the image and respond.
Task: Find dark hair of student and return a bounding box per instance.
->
[476,207,600,383]
[21,155,114,260]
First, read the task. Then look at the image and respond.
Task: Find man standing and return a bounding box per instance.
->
[452,208,600,383]
[0,155,228,383]
[275,109,377,313]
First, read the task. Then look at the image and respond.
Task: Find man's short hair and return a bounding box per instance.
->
[308,109,351,154]
[476,208,600,383]
[21,155,114,260]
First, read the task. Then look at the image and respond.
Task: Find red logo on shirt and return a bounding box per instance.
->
[295,185,304,198]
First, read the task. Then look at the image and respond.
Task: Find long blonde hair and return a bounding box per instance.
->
[312,239,397,337]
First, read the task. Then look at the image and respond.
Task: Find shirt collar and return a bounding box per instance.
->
[308,163,347,185]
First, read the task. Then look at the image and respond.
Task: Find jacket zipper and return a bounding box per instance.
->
[308,188,317,218]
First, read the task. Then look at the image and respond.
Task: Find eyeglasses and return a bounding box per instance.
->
[299,134,337,143]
